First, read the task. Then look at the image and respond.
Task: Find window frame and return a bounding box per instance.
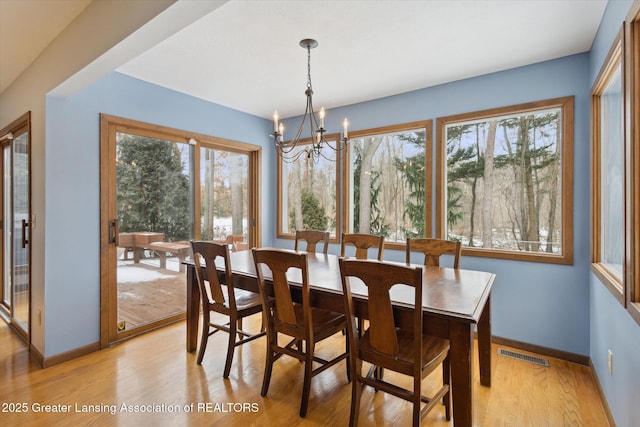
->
[625,1,640,324]
[591,28,626,304]
[342,120,433,251]
[276,133,342,243]
[436,97,574,264]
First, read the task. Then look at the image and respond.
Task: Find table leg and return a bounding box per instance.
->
[186,265,199,352]
[133,247,142,263]
[178,253,187,273]
[450,321,474,427]
[478,295,492,386]
[157,251,167,269]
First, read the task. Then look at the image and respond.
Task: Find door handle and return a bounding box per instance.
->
[21,219,29,248]
[109,219,118,245]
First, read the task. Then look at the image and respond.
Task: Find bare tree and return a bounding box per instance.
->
[230,154,244,235]
[292,159,303,230]
[482,120,497,248]
[203,149,215,239]
[358,136,383,233]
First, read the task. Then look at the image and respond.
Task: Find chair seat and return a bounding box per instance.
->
[359,328,449,376]
[294,303,346,338]
[230,288,263,312]
[210,286,262,313]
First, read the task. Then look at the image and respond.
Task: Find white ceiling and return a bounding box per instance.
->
[1,0,607,120]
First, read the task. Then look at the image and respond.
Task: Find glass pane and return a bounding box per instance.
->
[200,147,249,250]
[2,144,11,308]
[280,140,338,238]
[445,108,563,254]
[348,129,426,242]
[116,132,191,331]
[12,131,29,332]
[599,62,624,277]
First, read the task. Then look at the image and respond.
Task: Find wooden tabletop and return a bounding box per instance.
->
[224,249,494,324]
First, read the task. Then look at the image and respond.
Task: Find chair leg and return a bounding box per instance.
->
[345,333,351,382]
[223,317,237,379]
[196,311,210,365]
[443,357,451,421]
[412,375,421,427]
[261,331,275,397]
[349,360,362,427]
[237,318,243,340]
[299,339,314,417]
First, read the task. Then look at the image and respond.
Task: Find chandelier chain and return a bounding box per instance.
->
[306,44,313,91]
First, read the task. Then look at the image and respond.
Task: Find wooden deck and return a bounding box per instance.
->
[117,259,186,330]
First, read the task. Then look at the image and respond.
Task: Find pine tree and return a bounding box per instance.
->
[116,134,190,241]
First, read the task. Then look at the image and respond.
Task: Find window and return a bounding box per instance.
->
[200,145,250,242]
[436,97,574,264]
[277,134,341,240]
[343,121,432,247]
[625,2,640,324]
[591,29,625,302]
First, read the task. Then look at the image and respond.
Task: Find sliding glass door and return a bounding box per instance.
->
[0,113,31,342]
[114,132,192,336]
[100,114,260,345]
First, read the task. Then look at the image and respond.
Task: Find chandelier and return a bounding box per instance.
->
[271,39,349,163]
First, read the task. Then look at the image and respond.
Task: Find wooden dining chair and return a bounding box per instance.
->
[341,233,384,260]
[406,237,462,268]
[252,248,350,417]
[226,234,248,252]
[294,229,329,254]
[190,241,265,378]
[339,258,451,426]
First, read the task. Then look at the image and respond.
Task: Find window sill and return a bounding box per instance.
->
[591,262,625,305]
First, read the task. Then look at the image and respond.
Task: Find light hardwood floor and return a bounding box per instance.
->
[1,316,609,426]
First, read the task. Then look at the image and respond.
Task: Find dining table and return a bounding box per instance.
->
[185,250,495,427]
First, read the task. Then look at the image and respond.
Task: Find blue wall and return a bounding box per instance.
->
[588,1,640,426]
[47,55,592,357]
[42,2,640,422]
[280,53,592,356]
[44,72,273,355]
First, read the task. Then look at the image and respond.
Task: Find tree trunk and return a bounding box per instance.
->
[204,149,214,239]
[293,160,303,230]
[468,125,480,247]
[230,154,244,236]
[358,136,383,233]
[521,117,539,252]
[546,122,560,253]
[482,120,496,249]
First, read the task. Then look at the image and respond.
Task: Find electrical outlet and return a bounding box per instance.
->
[608,349,613,375]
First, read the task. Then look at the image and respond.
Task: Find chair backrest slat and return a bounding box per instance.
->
[253,248,309,329]
[295,230,329,254]
[191,241,232,307]
[406,238,461,268]
[341,233,384,261]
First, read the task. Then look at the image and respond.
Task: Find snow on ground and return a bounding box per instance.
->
[117,258,181,283]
